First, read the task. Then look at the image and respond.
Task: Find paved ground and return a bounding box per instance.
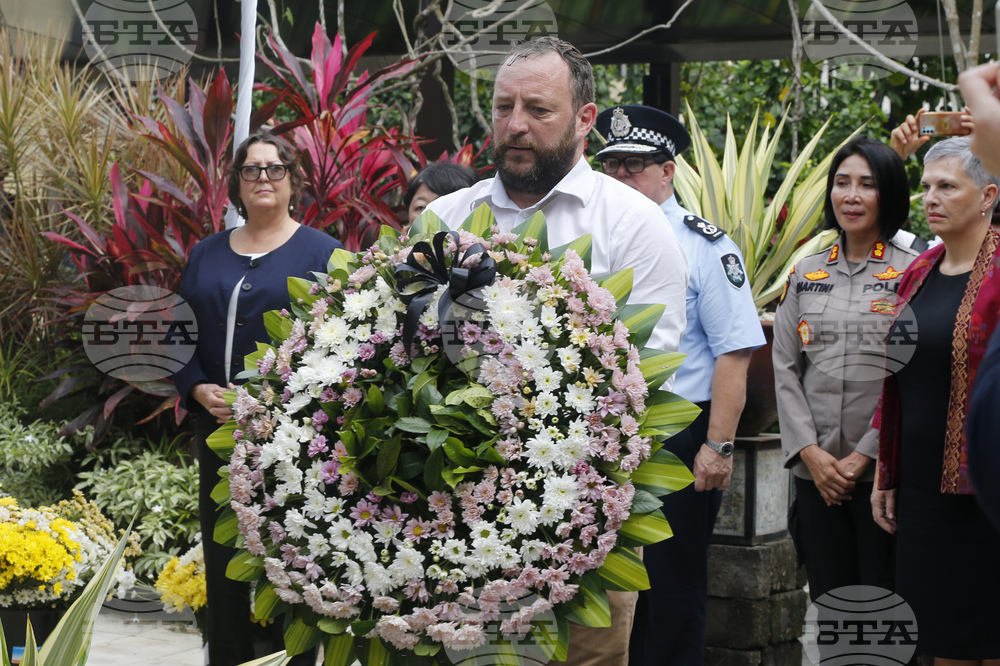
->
[89,604,204,666]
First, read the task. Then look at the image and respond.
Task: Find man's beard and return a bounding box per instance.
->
[493,123,578,197]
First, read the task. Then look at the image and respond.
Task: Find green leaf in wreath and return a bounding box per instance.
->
[323,633,355,666]
[288,277,319,308]
[443,438,479,466]
[327,248,356,276]
[376,435,401,480]
[618,509,674,546]
[396,416,433,434]
[444,384,494,408]
[615,303,666,350]
[598,546,650,591]
[424,447,446,490]
[630,488,664,514]
[562,572,611,627]
[440,465,464,488]
[397,452,425,479]
[214,507,240,547]
[641,392,702,439]
[226,550,265,582]
[638,349,685,391]
[426,427,449,451]
[263,310,293,344]
[410,209,447,236]
[549,234,593,271]
[460,202,497,238]
[631,447,695,496]
[284,615,322,656]
[361,636,390,666]
[206,421,238,458]
[511,210,550,254]
[254,582,283,620]
[367,385,385,414]
[595,268,634,308]
[413,640,441,656]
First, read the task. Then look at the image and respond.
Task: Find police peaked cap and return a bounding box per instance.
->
[594,105,691,161]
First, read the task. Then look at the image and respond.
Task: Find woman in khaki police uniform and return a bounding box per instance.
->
[773,135,919,601]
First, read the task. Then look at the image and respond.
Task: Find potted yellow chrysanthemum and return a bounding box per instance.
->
[0,492,140,651]
[155,538,207,641]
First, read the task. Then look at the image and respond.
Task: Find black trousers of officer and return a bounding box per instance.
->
[197,415,317,666]
[629,403,721,666]
[790,475,896,602]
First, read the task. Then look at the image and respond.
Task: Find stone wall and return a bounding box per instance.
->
[705,538,808,666]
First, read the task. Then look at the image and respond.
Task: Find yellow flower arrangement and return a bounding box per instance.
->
[155,541,206,614]
[0,492,139,609]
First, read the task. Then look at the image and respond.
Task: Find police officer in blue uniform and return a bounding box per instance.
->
[595,105,766,666]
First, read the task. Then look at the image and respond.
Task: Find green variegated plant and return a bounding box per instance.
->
[673,101,856,311]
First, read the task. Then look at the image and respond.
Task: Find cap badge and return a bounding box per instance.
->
[610,107,632,138]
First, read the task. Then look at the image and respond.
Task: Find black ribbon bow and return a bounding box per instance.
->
[394,230,497,356]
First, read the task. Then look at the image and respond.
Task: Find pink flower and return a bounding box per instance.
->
[308,435,329,457]
[381,505,407,524]
[431,519,455,539]
[338,473,359,496]
[400,491,419,504]
[320,460,340,484]
[312,410,329,428]
[350,500,379,526]
[342,387,363,407]
[404,518,433,542]
[428,491,453,513]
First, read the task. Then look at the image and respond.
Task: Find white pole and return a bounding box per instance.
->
[225,0,258,229]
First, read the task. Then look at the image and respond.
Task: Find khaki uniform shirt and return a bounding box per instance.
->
[773,236,919,481]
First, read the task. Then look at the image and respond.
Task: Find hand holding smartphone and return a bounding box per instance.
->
[916,109,973,137]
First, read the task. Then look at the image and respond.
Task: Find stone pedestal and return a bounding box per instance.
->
[713,434,789,546]
[705,539,808,666]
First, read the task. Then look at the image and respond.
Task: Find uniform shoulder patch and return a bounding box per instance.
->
[684,215,726,242]
[720,253,746,289]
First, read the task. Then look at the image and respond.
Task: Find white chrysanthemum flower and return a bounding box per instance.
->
[471,534,504,567]
[520,540,546,562]
[505,497,540,535]
[284,393,312,416]
[373,521,401,545]
[557,347,582,372]
[442,539,468,563]
[558,434,588,470]
[469,521,498,541]
[533,367,563,391]
[537,503,562,526]
[302,487,327,519]
[315,316,350,348]
[520,317,543,340]
[388,547,425,582]
[514,341,547,372]
[307,533,331,557]
[275,460,304,486]
[344,560,364,587]
[565,384,596,414]
[364,562,395,596]
[351,323,372,342]
[569,327,591,347]
[328,518,355,550]
[349,533,378,564]
[543,474,579,512]
[284,509,315,540]
[533,391,560,418]
[323,497,345,521]
[540,305,561,330]
[525,432,558,470]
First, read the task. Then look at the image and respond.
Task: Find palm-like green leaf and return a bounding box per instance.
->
[226,550,264,582]
[618,509,674,546]
[323,634,355,666]
[562,574,611,627]
[460,202,496,238]
[638,349,685,391]
[410,209,446,236]
[549,234,593,270]
[596,268,634,307]
[615,303,666,350]
[512,210,550,254]
[631,447,695,496]
[238,652,291,666]
[597,546,650,591]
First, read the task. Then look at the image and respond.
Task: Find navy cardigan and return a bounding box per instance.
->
[172,225,342,412]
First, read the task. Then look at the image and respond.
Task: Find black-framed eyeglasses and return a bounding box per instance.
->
[239,164,290,181]
[600,156,655,175]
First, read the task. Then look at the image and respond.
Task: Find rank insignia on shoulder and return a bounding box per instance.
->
[721,253,746,289]
[870,297,897,315]
[804,269,830,281]
[873,266,903,280]
[827,244,839,263]
[871,241,886,259]
[798,320,811,345]
[684,215,725,242]
[779,276,790,305]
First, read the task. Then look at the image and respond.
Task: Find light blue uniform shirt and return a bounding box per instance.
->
[662,195,766,403]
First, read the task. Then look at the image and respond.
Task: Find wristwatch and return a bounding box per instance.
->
[705,438,735,458]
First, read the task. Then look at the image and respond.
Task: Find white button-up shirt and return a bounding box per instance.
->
[426,157,690,357]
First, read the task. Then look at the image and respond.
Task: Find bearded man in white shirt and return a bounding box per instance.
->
[426,36,689,666]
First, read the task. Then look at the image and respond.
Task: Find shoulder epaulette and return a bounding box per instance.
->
[683,215,726,242]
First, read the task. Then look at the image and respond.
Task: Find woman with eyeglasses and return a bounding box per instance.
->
[173,131,341,665]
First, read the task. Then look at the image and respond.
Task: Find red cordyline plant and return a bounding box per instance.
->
[256,25,423,250]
